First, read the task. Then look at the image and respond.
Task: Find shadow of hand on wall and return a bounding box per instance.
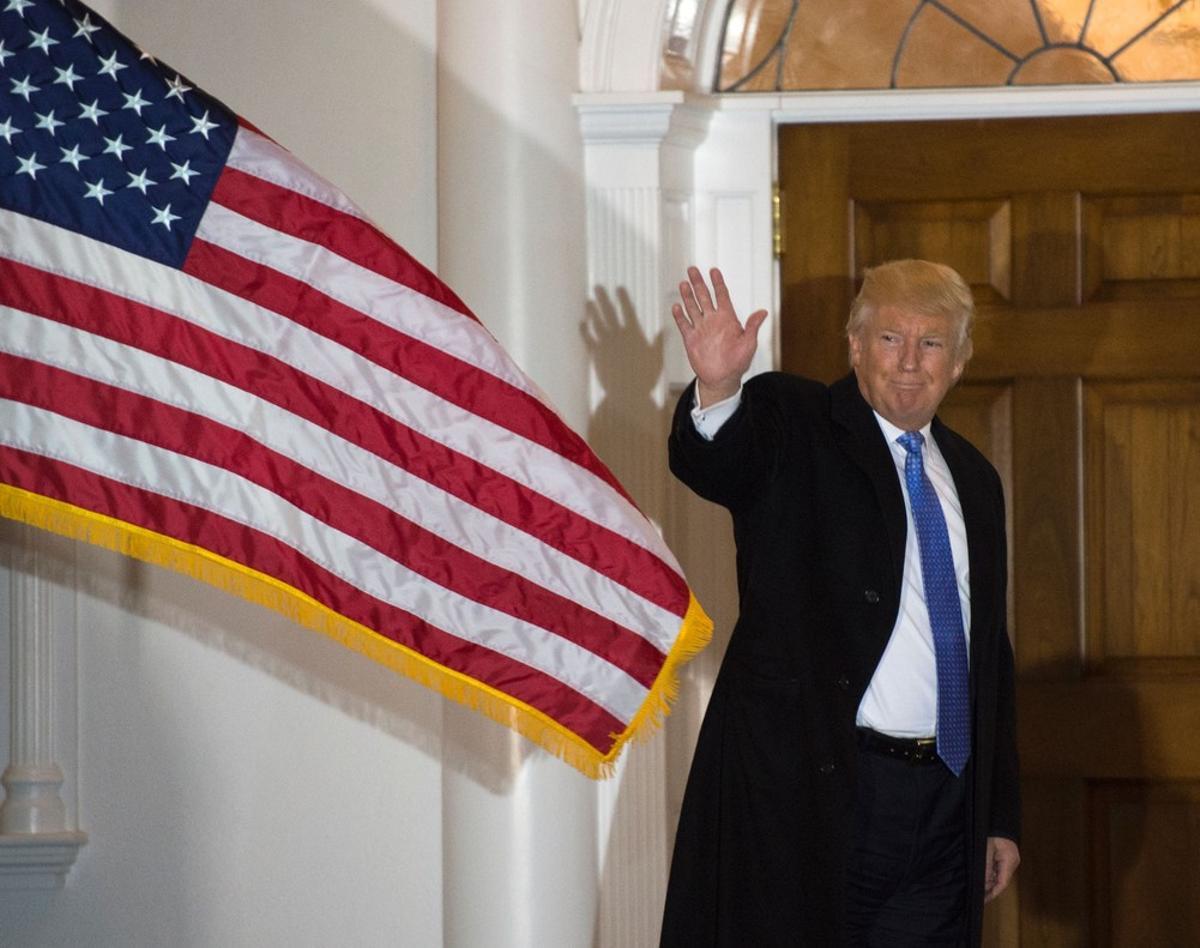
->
[582,283,680,946]
[583,285,668,527]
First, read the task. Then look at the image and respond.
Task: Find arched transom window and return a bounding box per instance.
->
[716,0,1200,92]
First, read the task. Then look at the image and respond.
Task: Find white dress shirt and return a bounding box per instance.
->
[690,385,971,739]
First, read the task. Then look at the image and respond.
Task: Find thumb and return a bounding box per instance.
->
[745,309,768,336]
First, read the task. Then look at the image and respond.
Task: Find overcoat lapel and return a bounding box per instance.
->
[829,374,907,592]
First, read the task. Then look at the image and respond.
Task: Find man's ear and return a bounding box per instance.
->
[848,333,862,367]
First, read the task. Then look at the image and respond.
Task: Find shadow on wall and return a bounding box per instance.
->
[582,276,740,945]
[583,285,666,525]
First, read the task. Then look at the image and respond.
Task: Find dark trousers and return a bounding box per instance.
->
[845,735,968,947]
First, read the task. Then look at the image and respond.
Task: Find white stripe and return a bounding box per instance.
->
[226,127,368,221]
[0,305,683,652]
[196,200,539,401]
[0,210,682,575]
[0,397,647,723]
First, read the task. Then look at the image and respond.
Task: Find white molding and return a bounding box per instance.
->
[713,81,1200,122]
[0,832,87,890]
[575,91,714,146]
[580,0,671,93]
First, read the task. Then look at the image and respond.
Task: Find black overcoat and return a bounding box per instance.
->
[661,371,1019,947]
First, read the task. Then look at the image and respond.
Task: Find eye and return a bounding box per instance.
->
[922,338,944,349]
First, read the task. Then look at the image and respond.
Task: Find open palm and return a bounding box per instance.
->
[671,266,768,406]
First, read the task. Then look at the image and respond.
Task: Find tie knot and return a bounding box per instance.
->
[898,430,924,454]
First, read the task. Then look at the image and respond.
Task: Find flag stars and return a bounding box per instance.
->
[164,74,191,101]
[10,75,40,102]
[102,134,132,159]
[15,152,46,179]
[150,203,180,230]
[0,40,14,68]
[34,110,64,136]
[83,179,114,204]
[53,64,83,91]
[27,26,59,54]
[126,168,155,194]
[121,89,151,115]
[190,109,219,139]
[4,0,35,17]
[78,99,108,124]
[96,51,126,79]
[0,117,20,144]
[59,143,88,170]
[145,124,175,150]
[169,159,198,186]
[73,13,102,42]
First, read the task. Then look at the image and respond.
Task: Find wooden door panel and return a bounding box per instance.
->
[1094,783,1200,947]
[1085,193,1200,300]
[780,113,1200,945]
[1012,378,1081,679]
[969,301,1200,379]
[854,198,1013,304]
[1086,382,1200,663]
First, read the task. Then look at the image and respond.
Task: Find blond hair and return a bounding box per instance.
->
[845,259,975,363]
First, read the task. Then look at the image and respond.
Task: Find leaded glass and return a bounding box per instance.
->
[715,0,1200,92]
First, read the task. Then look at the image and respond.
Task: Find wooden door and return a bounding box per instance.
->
[779,115,1200,946]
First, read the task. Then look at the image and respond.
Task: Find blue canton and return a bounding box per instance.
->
[897,430,971,776]
[0,0,236,266]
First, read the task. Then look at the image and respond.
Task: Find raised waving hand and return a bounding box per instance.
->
[671,266,768,407]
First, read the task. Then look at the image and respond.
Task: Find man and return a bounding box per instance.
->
[660,260,1019,946]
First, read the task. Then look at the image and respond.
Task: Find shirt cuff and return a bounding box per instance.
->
[690,385,743,441]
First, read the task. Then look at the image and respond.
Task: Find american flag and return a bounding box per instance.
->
[0,0,709,777]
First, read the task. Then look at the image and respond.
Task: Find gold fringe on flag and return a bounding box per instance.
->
[0,484,712,779]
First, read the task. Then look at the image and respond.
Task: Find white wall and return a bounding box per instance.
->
[0,2,445,945]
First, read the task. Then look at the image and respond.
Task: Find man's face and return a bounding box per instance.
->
[849,304,966,431]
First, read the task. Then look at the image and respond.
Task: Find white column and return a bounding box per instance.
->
[575,91,712,947]
[437,4,597,946]
[0,524,86,889]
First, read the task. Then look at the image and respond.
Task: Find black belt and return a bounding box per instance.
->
[856,727,940,765]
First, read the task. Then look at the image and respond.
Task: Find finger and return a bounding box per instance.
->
[710,268,733,312]
[985,850,1016,903]
[671,302,693,334]
[678,280,703,323]
[688,266,715,314]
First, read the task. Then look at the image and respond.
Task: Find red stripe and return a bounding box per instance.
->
[184,235,630,505]
[0,352,667,687]
[0,256,689,615]
[0,443,626,752]
[211,164,475,322]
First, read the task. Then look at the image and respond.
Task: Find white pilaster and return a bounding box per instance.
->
[437,3,597,946]
[576,90,713,947]
[0,524,86,889]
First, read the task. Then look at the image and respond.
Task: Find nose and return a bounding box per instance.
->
[900,338,920,370]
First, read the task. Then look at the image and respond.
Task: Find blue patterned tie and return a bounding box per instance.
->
[897,431,970,776]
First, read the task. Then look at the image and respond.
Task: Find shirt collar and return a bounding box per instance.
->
[872,411,932,447]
